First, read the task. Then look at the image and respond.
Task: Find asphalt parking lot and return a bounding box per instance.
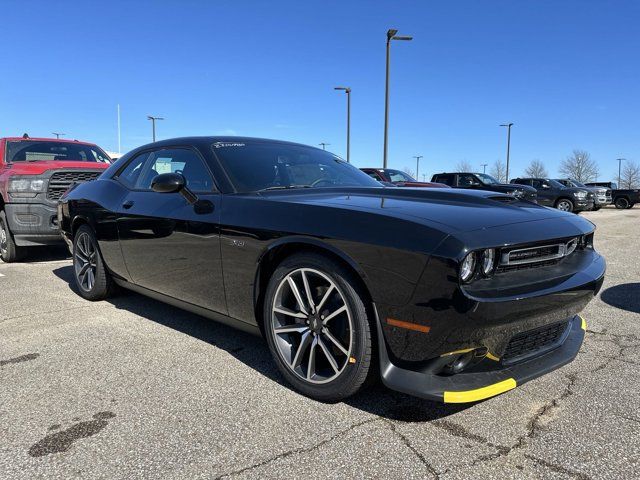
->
[1,207,639,480]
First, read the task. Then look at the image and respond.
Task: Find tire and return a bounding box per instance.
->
[263,252,374,402]
[72,224,114,301]
[626,203,635,209]
[592,205,601,211]
[555,198,574,213]
[0,210,26,263]
[615,197,629,209]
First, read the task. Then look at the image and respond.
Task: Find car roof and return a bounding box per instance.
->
[133,136,325,152]
[2,136,98,146]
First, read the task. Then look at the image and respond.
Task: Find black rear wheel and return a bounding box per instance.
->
[264,253,374,402]
[0,211,25,263]
[615,197,629,209]
[73,225,114,300]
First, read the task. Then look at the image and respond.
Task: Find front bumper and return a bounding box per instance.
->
[575,198,594,211]
[377,314,586,403]
[4,202,63,246]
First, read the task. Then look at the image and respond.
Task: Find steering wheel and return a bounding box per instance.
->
[310,178,336,187]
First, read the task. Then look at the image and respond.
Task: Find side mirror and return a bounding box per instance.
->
[151,172,198,204]
[541,183,550,189]
[151,172,185,193]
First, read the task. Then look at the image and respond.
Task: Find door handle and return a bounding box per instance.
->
[122,200,135,209]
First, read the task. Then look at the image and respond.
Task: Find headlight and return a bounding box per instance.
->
[8,177,45,192]
[573,191,587,199]
[481,249,496,276]
[459,252,476,283]
[511,190,525,198]
[566,238,578,256]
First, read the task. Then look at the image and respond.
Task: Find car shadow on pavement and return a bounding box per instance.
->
[53,265,469,422]
[14,245,70,263]
[600,283,640,314]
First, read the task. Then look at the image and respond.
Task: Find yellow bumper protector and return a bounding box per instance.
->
[440,348,474,357]
[444,378,517,403]
[580,315,587,331]
[485,352,500,362]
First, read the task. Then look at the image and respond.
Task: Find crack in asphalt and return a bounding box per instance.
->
[213,418,380,479]
[524,454,593,479]
[382,419,440,478]
[0,353,39,367]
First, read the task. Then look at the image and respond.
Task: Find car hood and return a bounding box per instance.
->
[258,187,576,233]
[6,161,110,175]
[491,183,537,193]
[396,181,450,188]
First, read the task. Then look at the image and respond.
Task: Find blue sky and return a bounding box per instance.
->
[2,0,639,181]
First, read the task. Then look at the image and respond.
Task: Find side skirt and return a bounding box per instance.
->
[113,278,262,337]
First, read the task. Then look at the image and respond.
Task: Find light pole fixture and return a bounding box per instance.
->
[318,142,330,150]
[52,132,65,139]
[500,123,514,182]
[147,115,164,142]
[617,158,626,187]
[481,163,488,174]
[383,28,413,169]
[413,155,423,179]
[334,87,351,163]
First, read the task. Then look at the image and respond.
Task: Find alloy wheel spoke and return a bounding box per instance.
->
[316,285,335,312]
[306,337,318,380]
[317,336,340,373]
[301,270,315,313]
[274,324,309,334]
[273,306,307,319]
[287,276,309,315]
[78,262,91,277]
[322,328,349,356]
[291,331,312,368]
[87,268,94,290]
[322,305,347,325]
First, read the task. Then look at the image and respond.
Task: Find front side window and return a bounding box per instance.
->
[6,140,111,163]
[212,142,380,193]
[459,174,481,186]
[135,148,214,192]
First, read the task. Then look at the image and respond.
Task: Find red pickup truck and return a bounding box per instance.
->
[0,136,111,262]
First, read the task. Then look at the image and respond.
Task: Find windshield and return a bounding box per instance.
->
[6,141,111,163]
[384,169,415,182]
[212,142,381,192]
[476,173,500,184]
[548,179,566,189]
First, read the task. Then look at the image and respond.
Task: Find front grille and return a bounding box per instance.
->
[495,258,560,273]
[47,170,101,201]
[503,320,569,363]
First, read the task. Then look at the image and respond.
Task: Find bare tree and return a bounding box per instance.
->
[456,160,473,172]
[559,150,599,182]
[402,166,415,178]
[620,159,640,189]
[490,159,507,183]
[524,159,548,178]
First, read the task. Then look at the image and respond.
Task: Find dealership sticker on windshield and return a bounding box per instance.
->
[213,142,245,148]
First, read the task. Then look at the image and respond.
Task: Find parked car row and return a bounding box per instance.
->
[585,181,639,209]
[0,134,606,405]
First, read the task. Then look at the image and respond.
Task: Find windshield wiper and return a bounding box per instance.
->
[259,185,313,191]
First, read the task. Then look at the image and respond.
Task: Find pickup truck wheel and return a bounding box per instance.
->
[555,198,574,212]
[615,197,629,209]
[0,211,25,263]
[73,225,113,300]
[626,203,635,209]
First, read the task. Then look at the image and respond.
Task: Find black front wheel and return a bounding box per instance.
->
[263,253,375,402]
[73,225,114,301]
[0,211,25,263]
[555,198,574,213]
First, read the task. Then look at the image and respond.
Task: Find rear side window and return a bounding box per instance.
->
[433,174,454,186]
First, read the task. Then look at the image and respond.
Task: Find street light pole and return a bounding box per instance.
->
[413,155,423,179]
[319,142,330,150]
[481,163,488,174]
[617,158,626,187]
[334,87,351,162]
[383,29,413,169]
[147,115,164,142]
[500,123,514,182]
[52,132,65,139]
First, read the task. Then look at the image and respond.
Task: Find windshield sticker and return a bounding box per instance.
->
[213,142,245,148]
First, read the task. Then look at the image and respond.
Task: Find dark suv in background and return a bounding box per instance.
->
[510,177,593,213]
[430,172,537,201]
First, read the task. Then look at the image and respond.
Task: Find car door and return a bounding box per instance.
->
[114,146,227,315]
[530,179,554,206]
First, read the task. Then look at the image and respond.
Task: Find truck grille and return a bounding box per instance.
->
[502,320,569,363]
[47,171,102,201]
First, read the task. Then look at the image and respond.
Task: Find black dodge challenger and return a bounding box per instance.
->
[58,137,605,403]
